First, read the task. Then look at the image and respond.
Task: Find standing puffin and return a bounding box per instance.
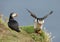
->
[27,9,53,34]
[8,12,20,32]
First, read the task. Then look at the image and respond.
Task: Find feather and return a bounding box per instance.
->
[26,9,37,19]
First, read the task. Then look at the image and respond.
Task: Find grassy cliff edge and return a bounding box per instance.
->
[0,18,52,42]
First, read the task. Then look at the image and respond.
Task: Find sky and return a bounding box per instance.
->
[0,0,60,42]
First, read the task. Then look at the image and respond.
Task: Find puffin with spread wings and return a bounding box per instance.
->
[27,9,53,34]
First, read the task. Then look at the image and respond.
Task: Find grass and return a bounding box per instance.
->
[0,17,52,42]
[21,26,51,42]
[21,26,35,33]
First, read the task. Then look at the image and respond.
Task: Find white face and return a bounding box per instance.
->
[38,20,44,24]
[12,13,17,17]
[34,19,44,29]
[34,19,44,24]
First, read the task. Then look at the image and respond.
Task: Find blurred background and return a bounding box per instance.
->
[0,0,60,42]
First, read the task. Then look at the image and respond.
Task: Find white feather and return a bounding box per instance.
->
[34,19,44,29]
[12,13,17,17]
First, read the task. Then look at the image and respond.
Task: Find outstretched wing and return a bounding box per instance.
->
[42,11,53,20]
[26,9,37,19]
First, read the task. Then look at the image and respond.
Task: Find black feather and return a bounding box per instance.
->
[8,13,20,32]
[39,11,53,20]
[26,9,37,19]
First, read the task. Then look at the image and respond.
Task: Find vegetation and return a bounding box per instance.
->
[21,26,51,42]
[0,15,52,42]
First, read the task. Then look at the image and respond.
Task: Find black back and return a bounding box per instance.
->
[8,13,20,32]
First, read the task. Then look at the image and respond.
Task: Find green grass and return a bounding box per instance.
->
[21,26,45,38]
[21,26,51,42]
[21,26,35,33]
[0,18,51,42]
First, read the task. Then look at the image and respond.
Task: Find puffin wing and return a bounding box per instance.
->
[8,20,19,30]
[42,11,53,20]
[26,9,37,19]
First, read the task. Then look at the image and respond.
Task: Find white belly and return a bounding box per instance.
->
[34,19,44,29]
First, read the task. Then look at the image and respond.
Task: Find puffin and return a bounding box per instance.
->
[27,9,53,34]
[8,12,20,32]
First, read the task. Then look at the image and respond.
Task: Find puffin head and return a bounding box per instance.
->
[10,12,18,18]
